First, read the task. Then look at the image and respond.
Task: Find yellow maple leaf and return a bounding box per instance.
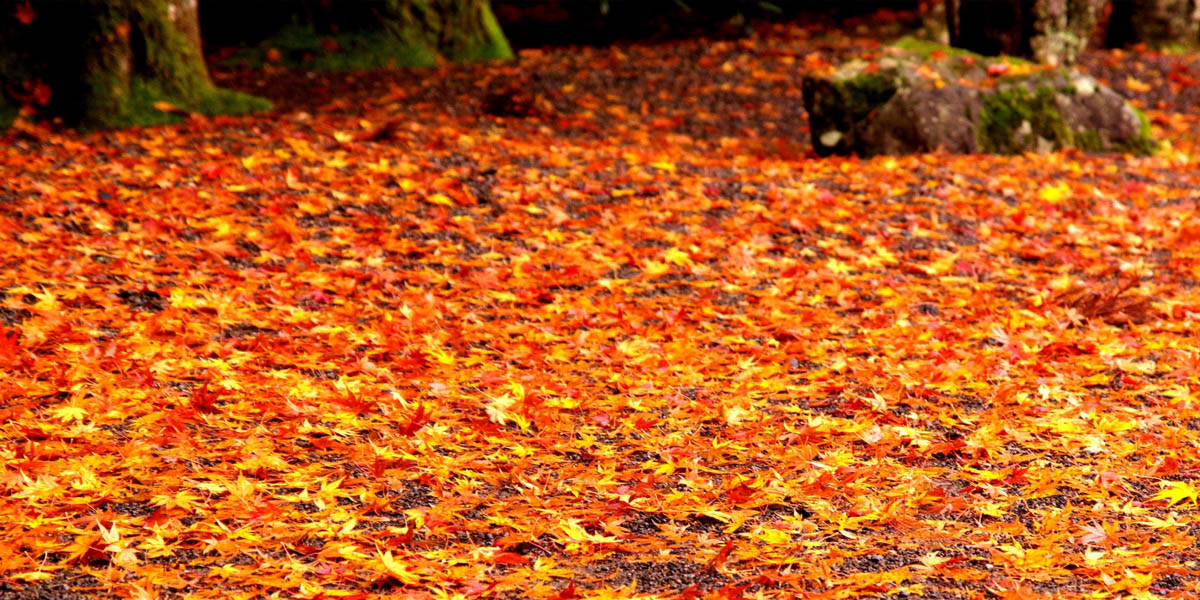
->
[50,404,87,423]
[30,289,59,312]
[1038,182,1070,203]
[557,518,620,544]
[377,550,421,584]
[1140,513,1189,529]
[664,247,692,266]
[1149,481,1198,507]
[422,335,455,366]
[97,520,121,546]
[8,571,53,582]
[138,533,177,558]
[643,259,671,276]
[919,553,950,568]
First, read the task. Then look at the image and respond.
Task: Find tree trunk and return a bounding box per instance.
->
[945,0,1107,65]
[2,0,268,129]
[1028,0,1107,65]
[947,0,1034,56]
[1107,0,1200,48]
[405,0,513,62]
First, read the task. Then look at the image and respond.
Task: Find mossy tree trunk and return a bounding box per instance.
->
[389,0,512,61]
[80,0,270,129]
[1,0,268,130]
[313,0,513,64]
[946,0,1107,65]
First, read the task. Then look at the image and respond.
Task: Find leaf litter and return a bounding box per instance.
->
[3,20,1200,600]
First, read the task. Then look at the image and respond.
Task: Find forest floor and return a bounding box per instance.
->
[3,21,1200,600]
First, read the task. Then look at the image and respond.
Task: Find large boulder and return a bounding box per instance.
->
[802,40,1157,157]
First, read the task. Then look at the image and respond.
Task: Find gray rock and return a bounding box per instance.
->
[802,43,1157,157]
[859,85,983,155]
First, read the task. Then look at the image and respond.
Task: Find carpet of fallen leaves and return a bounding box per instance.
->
[5,22,1200,600]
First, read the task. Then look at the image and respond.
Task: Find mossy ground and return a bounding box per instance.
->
[85,79,272,130]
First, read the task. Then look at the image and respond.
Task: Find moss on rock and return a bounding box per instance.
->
[976,80,1156,155]
[978,86,1069,153]
[801,61,906,155]
[843,72,900,116]
[893,36,1033,66]
[803,39,1159,157]
[1124,105,1160,155]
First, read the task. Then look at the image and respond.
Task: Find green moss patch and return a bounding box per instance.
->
[977,84,1158,155]
[893,37,982,61]
[804,68,903,154]
[893,36,1034,66]
[1126,105,1160,154]
[838,72,900,120]
[85,78,271,131]
[978,86,1069,153]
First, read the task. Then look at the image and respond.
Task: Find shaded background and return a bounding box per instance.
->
[198,0,925,50]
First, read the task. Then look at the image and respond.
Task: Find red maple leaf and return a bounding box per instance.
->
[547,581,576,600]
[13,1,35,25]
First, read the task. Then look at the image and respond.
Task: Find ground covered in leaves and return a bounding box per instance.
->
[4,22,1200,600]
